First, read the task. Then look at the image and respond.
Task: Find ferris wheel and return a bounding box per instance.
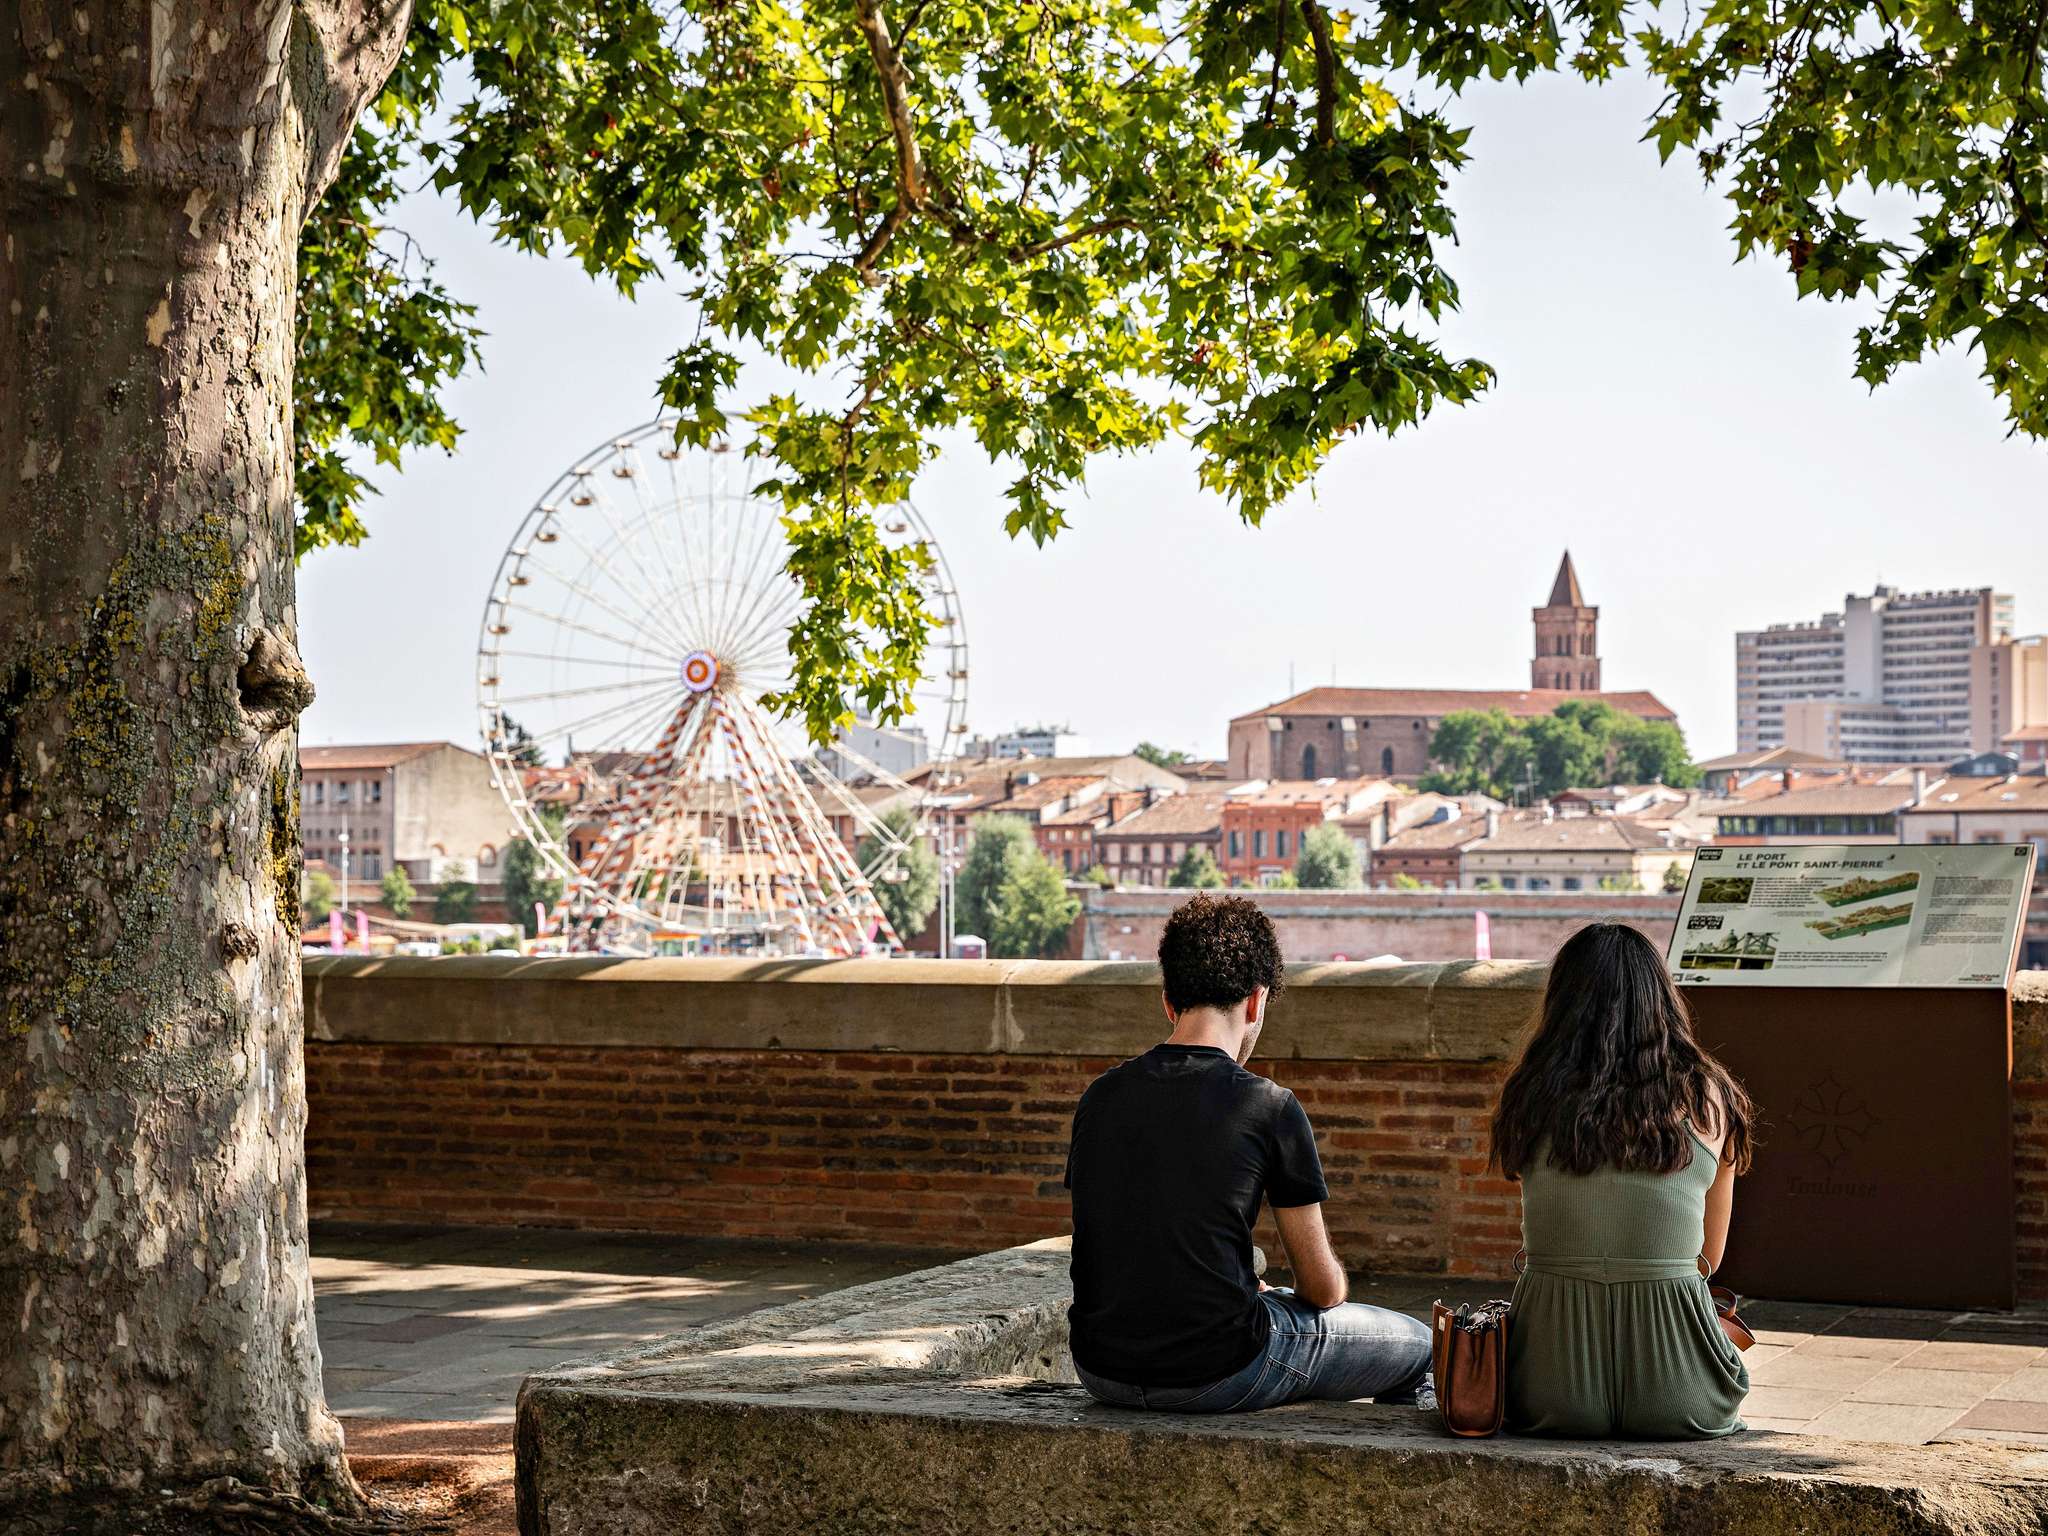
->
[475,419,969,955]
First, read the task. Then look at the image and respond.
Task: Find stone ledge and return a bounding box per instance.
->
[513,1241,2048,1536]
[306,955,2048,1067]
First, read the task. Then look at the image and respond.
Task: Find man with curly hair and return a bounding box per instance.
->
[1064,893,1432,1412]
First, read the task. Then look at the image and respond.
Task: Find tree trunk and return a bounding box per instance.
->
[0,0,409,1504]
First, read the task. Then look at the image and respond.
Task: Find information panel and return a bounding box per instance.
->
[1667,843,2034,989]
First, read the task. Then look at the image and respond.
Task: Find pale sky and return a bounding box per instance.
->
[299,64,2046,765]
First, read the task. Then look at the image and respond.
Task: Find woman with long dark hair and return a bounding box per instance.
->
[1490,922,1756,1438]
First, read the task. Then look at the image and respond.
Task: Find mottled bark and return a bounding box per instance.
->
[0,0,409,1503]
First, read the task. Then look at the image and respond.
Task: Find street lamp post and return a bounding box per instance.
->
[337,812,351,914]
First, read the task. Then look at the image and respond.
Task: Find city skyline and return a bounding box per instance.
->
[299,65,2046,765]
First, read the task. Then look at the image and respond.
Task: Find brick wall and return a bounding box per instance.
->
[305,1040,1519,1277]
[301,956,2048,1298]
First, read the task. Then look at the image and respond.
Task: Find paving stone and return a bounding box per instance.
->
[330,1392,451,1419]
[1899,1340,2047,1374]
[1747,1351,1891,1394]
[323,1368,409,1394]
[356,1312,486,1344]
[367,1350,546,1396]
[1823,1310,1961,1342]
[1740,1384,1837,1421]
[1987,1368,2048,1403]
[1740,1415,1815,1434]
[1953,1399,2048,1435]
[1800,1400,1962,1445]
[1849,1368,2015,1409]
[1800,1333,1927,1361]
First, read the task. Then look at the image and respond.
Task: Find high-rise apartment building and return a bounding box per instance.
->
[1734,586,2021,763]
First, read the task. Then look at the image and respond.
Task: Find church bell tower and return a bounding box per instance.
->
[1532,551,1600,692]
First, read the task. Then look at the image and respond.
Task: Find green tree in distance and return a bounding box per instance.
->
[1169,846,1227,889]
[1296,823,1362,889]
[303,870,338,926]
[1134,743,1191,768]
[1421,704,1699,800]
[955,816,1038,942]
[988,855,1083,959]
[300,0,2048,743]
[1083,863,1117,889]
[379,866,415,919]
[857,805,942,942]
[1663,862,1691,894]
[503,836,565,937]
[434,880,480,926]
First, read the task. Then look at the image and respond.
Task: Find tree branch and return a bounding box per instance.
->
[1298,0,1337,149]
[1010,217,1138,259]
[290,0,418,212]
[852,0,928,282]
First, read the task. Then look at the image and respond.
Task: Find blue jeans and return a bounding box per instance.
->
[1075,1290,1433,1413]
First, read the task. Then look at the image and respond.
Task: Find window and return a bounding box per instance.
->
[368,780,383,804]
[310,780,324,806]
[479,845,498,867]
[1562,877,1582,891]
[1301,745,1317,778]
[1276,830,1290,859]
[1527,876,1552,891]
[1381,746,1395,774]
[1976,831,2003,844]
[1252,830,1266,858]
[335,781,350,805]
[1228,830,1243,858]
[362,854,381,879]
[1928,833,1953,844]
[1499,876,1518,890]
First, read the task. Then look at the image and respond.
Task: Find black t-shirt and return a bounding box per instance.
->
[1064,1043,1329,1387]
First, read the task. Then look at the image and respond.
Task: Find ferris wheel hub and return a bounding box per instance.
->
[681,649,722,694]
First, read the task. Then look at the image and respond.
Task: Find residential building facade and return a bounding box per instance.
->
[1095,788,1233,887]
[1735,585,2023,761]
[1459,809,1697,893]
[300,742,521,887]
[1711,781,1921,844]
[1218,779,1391,886]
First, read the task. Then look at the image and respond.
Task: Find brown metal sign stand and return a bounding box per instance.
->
[1683,984,2015,1309]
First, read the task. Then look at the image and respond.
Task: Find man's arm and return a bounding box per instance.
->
[1273,1202,1348,1309]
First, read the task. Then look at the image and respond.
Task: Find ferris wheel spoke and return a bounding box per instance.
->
[719,580,802,673]
[503,600,679,666]
[527,682,688,751]
[490,649,674,672]
[491,674,677,709]
[713,496,797,657]
[522,554,696,665]
[544,512,698,659]
[615,458,719,651]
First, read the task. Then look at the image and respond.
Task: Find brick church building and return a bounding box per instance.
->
[1226,553,1678,781]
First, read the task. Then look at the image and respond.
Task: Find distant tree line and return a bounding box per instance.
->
[1418,701,1697,802]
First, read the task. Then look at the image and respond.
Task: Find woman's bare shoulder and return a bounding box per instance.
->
[1693,1080,1731,1163]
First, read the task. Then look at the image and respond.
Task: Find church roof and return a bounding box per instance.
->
[1229,687,1677,723]
[1545,551,1586,609]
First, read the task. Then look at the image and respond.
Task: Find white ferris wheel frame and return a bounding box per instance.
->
[474,417,969,948]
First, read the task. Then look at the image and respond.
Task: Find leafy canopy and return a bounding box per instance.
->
[1168,844,1227,888]
[856,804,942,940]
[1295,821,1361,888]
[1420,701,1698,800]
[302,0,2048,741]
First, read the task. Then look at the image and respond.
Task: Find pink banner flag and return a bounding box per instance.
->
[356,909,370,949]
[534,902,548,936]
[329,909,344,952]
[1474,910,1492,961]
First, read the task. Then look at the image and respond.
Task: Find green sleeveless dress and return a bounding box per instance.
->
[1506,1126,1749,1438]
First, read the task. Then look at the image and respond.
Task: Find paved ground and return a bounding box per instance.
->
[315,1225,2048,1446]
[313,1223,939,1424]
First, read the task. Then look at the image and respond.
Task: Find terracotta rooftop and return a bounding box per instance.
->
[1693,746,1844,773]
[301,742,454,771]
[1101,788,1234,838]
[1232,687,1676,723]
[1716,783,1925,818]
[1470,810,1701,853]
[1906,776,2048,814]
[1229,777,1387,808]
[1376,811,1491,852]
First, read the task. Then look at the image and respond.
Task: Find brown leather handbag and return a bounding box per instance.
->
[1698,1257,1755,1352]
[1431,1297,1512,1437]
